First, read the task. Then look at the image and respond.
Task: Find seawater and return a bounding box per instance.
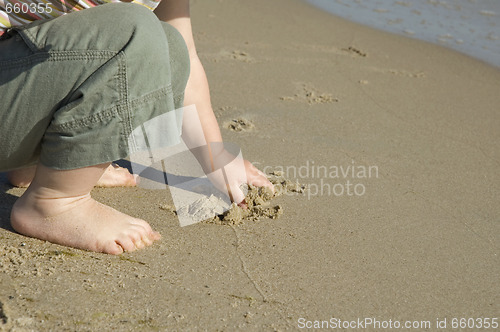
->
[305,0,500,67]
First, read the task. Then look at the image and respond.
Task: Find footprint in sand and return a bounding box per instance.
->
[224,118,255,132]
[289,43,368,59]
[200,50,255,63]
[280,83,339,105]
[369,67,426,78]
[388,69,426,78]
[222,50,255,63]
[342,46,368,57]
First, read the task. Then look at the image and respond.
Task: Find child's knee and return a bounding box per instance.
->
[110,3,164,40]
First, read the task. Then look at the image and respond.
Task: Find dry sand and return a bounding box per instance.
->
[1,0,499,330]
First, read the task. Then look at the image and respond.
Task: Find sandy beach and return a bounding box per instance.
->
[1,0,499,330]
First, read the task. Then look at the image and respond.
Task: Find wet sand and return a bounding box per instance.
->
[1,0,499,330]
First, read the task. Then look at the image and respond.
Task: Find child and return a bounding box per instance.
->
[0,0,272,254]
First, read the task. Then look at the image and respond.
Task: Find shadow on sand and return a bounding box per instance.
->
[0,173,18,233]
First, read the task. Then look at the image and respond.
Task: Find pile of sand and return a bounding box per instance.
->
[209,171,307,225]
[213,172,306,225]
[207,171,306,225]
[162,171,306,225]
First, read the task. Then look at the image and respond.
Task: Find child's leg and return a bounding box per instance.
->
[11,163,160,254]
[1,4,189,254]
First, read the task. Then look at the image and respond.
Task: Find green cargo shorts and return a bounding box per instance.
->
[0,2,190,171]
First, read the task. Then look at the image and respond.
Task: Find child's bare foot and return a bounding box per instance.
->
[8,163,136,188]
[11,194,160,254]
[10,163,160,255]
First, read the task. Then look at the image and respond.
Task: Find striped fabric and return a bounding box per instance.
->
[0,0,161,37]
